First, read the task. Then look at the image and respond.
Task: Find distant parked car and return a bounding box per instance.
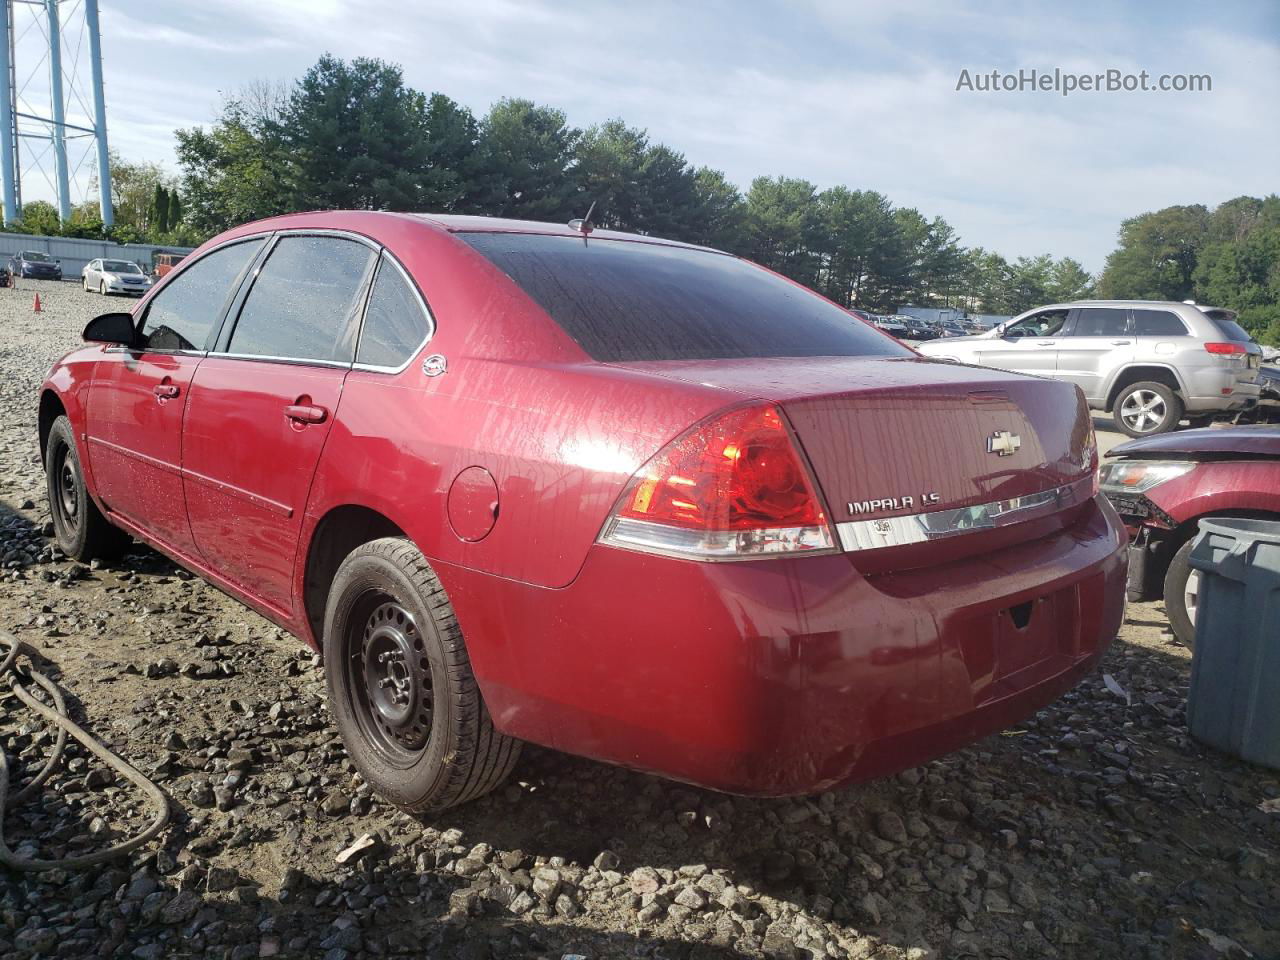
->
[917,301,1263,437]
[82,258,153,296]
[9,250,62,280]
[874,316,909,338]
[1102,425,1280,646]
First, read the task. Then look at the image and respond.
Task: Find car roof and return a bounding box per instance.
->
[408,213,726,254]
[1033,299,1226,312]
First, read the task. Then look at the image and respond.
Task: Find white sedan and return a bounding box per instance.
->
[82,258,153,296]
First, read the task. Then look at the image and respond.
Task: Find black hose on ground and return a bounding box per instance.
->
[0,629,169,871]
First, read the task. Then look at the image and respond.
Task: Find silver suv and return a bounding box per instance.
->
[917,300,1262,436]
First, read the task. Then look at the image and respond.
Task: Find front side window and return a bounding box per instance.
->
[1004,309,1068,338]
[1132,309,1188,336]
[1071,308,1129,337]
[460,233,910,362]
[227,235,375,363]
[138,238,265,352]
[356,256,431,368]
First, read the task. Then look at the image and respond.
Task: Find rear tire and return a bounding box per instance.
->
[322,537,521,813]
[1164,538,1199,649]
[44,415,128,561]
[1114,381,1183,437]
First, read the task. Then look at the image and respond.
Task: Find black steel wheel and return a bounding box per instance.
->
[44,415,127,561]
[344,596,435,765]
[323,537,521,813]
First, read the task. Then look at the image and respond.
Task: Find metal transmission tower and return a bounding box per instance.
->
[0,0,112,227]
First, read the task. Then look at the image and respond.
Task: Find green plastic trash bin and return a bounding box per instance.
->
[1186,517,1280,770]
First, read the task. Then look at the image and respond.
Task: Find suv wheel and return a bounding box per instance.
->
[1114,381,1183,437]
[323,537,521,813]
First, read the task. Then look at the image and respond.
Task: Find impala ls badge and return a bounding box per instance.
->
[987,430,1022,457]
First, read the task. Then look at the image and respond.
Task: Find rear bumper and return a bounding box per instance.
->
[443,495,1128,795]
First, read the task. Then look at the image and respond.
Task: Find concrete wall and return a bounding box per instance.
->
[0,231,194,278]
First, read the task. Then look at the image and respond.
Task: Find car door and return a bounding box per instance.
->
[181,232,377,616]
[83,238,266,556]
[975,308,1069,374]
[1056,307,1134,401]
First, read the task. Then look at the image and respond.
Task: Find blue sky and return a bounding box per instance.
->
[14,0,1280,271]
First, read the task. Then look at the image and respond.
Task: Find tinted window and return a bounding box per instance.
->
[1202,309,1254,342]
[1071,308,1129,337]
[356,257,430,367]
[139,239,265,352]
[228,235,374,363]
[1132,309,1187,336]
[460,233,910,362]
[103,259,141,274]
[1004,309,1068,338]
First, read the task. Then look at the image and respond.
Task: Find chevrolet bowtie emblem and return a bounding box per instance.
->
[987,430,1021,457]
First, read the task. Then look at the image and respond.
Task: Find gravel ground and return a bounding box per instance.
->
[1,279,1276,960]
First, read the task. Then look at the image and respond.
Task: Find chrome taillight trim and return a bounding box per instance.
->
[835,477,1093,552]
[599,515,837,562]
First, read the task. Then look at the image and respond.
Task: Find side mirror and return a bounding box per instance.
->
[83,312,136,346]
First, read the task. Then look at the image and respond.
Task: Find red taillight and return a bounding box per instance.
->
[1204,342,1247,355]
[600,404,836,560]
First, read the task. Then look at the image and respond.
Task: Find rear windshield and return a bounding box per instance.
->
[1201,309,1253,342]
[459,232,909,362]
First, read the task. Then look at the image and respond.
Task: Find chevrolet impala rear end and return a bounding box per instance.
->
[41,212,1126,809]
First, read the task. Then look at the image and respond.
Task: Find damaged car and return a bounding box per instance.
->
[1102,425,1280,646]
[39,211,1127,811]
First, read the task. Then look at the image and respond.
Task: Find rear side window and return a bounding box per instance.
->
[1071,308,1128,337]
[139,239,265,352]
[1201,309,1254,342]
[460,233,910,362]
[1133,309,1188,336]
[228,235,375,363]
[356,256,431,368]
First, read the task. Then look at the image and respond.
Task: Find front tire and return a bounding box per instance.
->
[44,415,128,561]
[99,280,108,296]
[1114,381,1183,437]
[1163,538,1200,649]
[323,537,521,813]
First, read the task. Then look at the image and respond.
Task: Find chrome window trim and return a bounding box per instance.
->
[835,478,1091,552]
[217,229,381,370]
[133,233,272,356]
[211,352,351,370]
[350,250,436,375]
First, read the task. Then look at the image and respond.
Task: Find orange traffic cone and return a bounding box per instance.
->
[32,293,41,312]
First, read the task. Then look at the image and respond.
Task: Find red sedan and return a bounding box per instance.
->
[1102,425,1280,646]
[38,212,1127,811]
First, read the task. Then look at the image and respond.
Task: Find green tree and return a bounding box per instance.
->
[175,95,292,235]
[281,54,434,210]
[684,167,746,253]
[1098,204,1209,300]
[476,98,579,220]
[151,185,170,234]
[743,176,821,284]
[15,200,60,235]
[1046,257,1094,303]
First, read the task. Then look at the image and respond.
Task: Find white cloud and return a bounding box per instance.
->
[12,0,1277,271]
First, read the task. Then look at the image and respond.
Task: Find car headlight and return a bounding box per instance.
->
[1099,460,1195,495]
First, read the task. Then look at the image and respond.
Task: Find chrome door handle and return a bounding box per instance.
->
[1037,341,1056,346]
[285,404,328,424]
[1111,340,1132,345]
[153,384,180,399]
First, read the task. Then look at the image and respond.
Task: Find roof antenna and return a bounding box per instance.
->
[568,201,596,235]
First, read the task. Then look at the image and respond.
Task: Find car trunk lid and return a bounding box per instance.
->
[613,356,1097,571]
